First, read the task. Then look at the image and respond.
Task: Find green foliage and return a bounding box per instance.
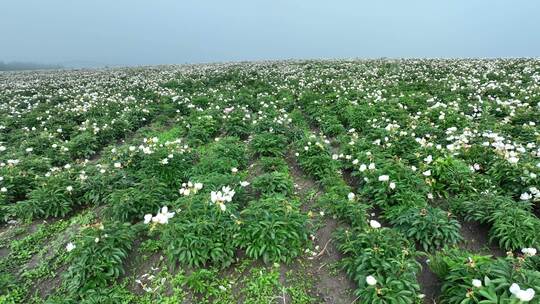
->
[317,190,369,228]
[335,226,422,303]
[64,222,135,295]
[258,157,289,174]
[489,207,540,250]
[234,197,308,264]
[251,171,294,198]
[242,266,282,304]
[430,248,540,304]
[431,156,476,197]
[186,114,219,144]
[161,197,238,269]
[250,132,288,157]
[386,206,462,252]
[106,179,171,222]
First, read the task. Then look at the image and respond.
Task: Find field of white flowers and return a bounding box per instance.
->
[0,59,539,303]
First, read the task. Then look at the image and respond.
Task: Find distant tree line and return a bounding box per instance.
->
[0,61,63,71]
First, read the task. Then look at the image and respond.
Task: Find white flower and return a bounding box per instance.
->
[370,220,381,229]
[25,147,33,153]
[194,182,203,190]
[144,214,152,224]
[378,175,389,182]
[95,237,100,243]
[389,182,396,190]
[240,181,250,187]
[359,164,367,172]
[368,163,376,170]
[422,170,431,177]
[352,159,359,165]
[0,146,5,152]
[366,275,377,286]
[0,187,6,193]
[210,186,235,211]
[508,156,519,164]
[66,186,73,192]
[146,206,175,225]
[472,279,482,288]
[522,248,537,256]
[510,283,521,295]
[114,162,122,168]
[510,283,535,301]
[160,158,169,165]
[332,154,339,160]
[66,242,76,252]
[517,289,535,302]
[520,193,532,201]
[231,167,238,173]
[348,192,355,201]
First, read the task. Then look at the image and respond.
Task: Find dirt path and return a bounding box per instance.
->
[284,151,357,303]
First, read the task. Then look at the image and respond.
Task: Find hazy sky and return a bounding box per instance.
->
[1,0,539,67]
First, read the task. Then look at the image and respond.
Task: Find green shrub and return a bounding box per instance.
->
[335,226,422,303]
[64,222,135,295]
[161,197,238,268]
[234,197,308,263]
[386,206,462,252]
[250,132,288,157]
[252,172,294,198]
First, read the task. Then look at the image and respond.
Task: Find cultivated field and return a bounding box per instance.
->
[1,59,539,303]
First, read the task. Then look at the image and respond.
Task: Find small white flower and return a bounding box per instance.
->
[520,193,532,201]
[352,159,359,165]
[366,275,377,286]
[369,220,381,229]
[114,162,122,168]
[510,283,521,295]
[519,289,535,302]
[231,167,238,173]
[508,156,519,164]
[332,154,339,160]
[522,248,537,256]
[66,242,76,252]
[95,237,100,243]
[472,279,482,288]
[0,187,6,193]
[240,181,250,187]
[348,192,355,201]
[359,164,367,172]
[25,147,33,153]
[66,186,73,192]
[144,214,152,224]
[389,182,396,190]
[422,170,431,177]
[378,175,389,182]
[368,163,376,170]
